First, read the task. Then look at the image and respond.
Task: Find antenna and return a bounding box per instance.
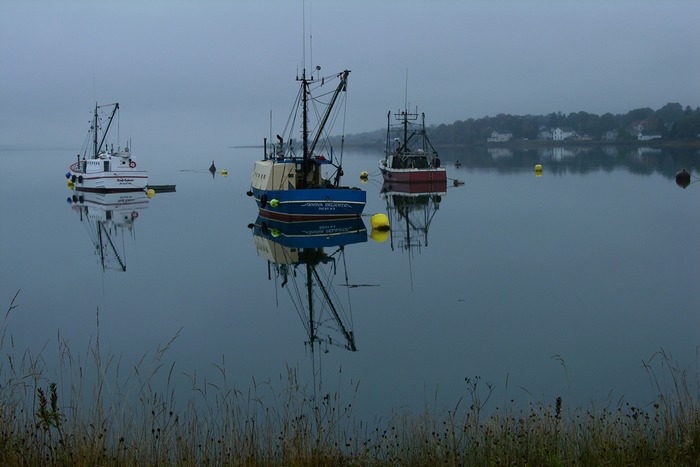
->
[302,0,306,72]
[309,2,313,75]
[404,69,408,111]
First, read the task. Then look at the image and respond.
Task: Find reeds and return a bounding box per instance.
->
[2,290,699,466]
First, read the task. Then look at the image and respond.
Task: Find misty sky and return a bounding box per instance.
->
[1,0,699,150]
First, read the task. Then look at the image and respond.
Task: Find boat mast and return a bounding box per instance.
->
[301,69,310,188]
[386,111,391,156]
[93,103,99,158]
[97,103,119,157]
[307,70,350,158]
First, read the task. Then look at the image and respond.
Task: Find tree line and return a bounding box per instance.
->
[343,102,700,146]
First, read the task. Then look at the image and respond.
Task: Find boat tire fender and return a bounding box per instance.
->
[71,175,77,183]
[131,211,139,219]
[260,194,268,208]
[129,161,136,168]
[78,175,83,183]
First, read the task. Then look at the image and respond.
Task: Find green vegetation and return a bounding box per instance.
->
[343,102,700,147]
[2,291,699,465]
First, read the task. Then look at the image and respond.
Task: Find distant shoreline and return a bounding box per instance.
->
[340,139,700,150]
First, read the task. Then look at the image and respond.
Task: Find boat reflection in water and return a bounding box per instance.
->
[381,180,446,253]
[67,190,150,272]
[250,216,367,365]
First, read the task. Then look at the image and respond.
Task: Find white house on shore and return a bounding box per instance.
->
[552,127,576,141]
[487,130,513,143]
[638,132,661,141]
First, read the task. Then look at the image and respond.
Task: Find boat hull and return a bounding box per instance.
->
[381,179,448,195]
[69,163,148,192]
[379,166,447,184]
[252,187,366,222]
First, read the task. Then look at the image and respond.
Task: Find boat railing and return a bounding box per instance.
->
[69,161,85,174]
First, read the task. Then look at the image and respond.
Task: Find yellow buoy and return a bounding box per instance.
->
[370,229,389,243]
[535,164,542,171]
[360,171,368,178]
[221,169,228,176]
[370,213,390,231]
[270,198,280,208]
[147,188,156,198]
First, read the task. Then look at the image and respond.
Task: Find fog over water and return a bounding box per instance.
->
[1,0,699,152]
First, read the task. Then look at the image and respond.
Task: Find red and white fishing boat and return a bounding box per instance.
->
[379,106,446,184]
[67,103,148,192]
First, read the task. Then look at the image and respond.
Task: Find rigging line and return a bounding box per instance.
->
[315,257,351,326]
[103,224,126,272]
[285,266,310,335]
[338,248,354,329]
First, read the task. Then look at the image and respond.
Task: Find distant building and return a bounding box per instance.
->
[629,120,647,134]
[637,132,661,141]
[538,126,553,140]
[602,130,619,141]
[487,130,513,143]
[552,127,576,141]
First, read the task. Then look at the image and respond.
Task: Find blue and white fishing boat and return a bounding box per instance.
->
[248,68,366,221]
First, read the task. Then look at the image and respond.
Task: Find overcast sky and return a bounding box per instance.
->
[1,0,699,150]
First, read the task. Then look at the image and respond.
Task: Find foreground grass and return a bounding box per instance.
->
[1,291,699,466]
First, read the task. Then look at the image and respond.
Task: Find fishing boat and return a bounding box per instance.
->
[68,190,149,272]
[380,106,446,184]
[248,68,366,221]
[250,216,367,356]
[67,103,148,192]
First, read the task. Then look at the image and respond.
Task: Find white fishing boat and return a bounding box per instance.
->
[67,103,148,192]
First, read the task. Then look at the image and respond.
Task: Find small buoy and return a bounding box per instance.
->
[209,160,216,173]
[370,213,390,231]
[147,188,156,198]
[370,229,389,243]
[269,198,280,208]
[360,171,368,178]
[67,180,75,189]
[535,164,542,172]
[453,179,465,186]
[676,169,691,189]
[221,169,228,176]
[271,229,281,238]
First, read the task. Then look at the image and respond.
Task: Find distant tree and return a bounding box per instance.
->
[623,107,654,126]
[674,110,700,138]
[655,102,683,123]
[547,112,563,128]
[599,113,618,132]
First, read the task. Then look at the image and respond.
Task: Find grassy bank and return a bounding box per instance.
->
[2,291,699,466]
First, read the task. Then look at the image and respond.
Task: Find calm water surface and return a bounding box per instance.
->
[1,144,699,421]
